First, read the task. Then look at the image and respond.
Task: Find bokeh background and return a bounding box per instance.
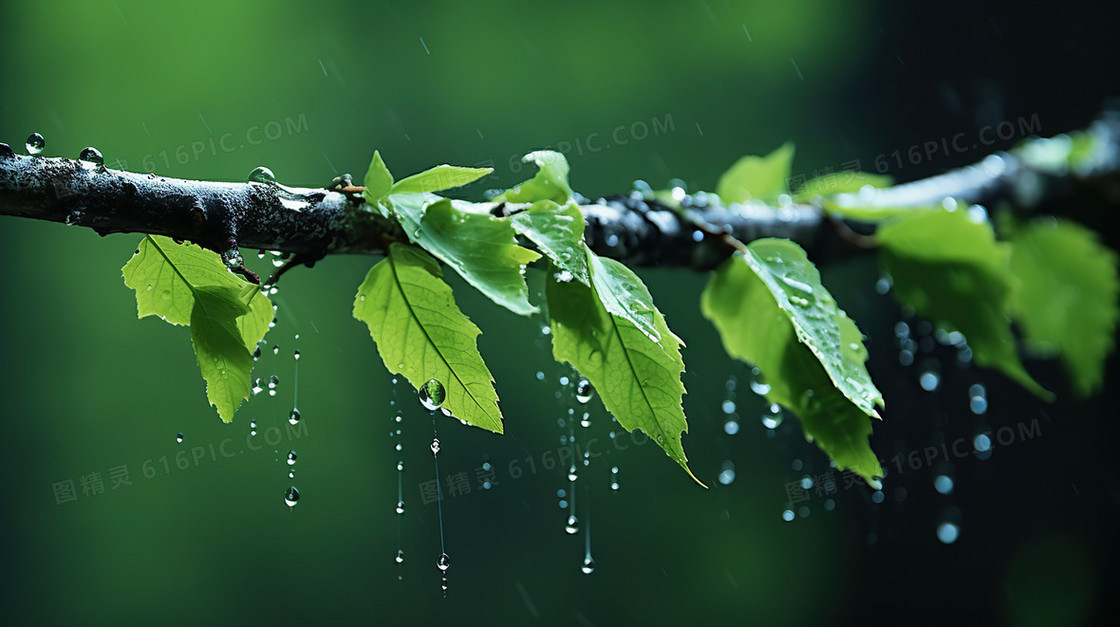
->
[2,0,1118,625]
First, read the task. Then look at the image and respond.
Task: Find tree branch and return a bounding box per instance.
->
[2,111,1118,275]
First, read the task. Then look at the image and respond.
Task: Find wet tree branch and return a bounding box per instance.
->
[1,111,1118,277]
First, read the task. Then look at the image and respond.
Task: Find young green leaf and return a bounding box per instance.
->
[122,236,270,421]
[716,142,795,205]
[701,240,883,484]
[548,246,701,485]
[190,286,254,422]
[1007,218,1119,396]
[497,150,573,204]
[363,150,394,206]
[877,209,1052,399]
[391,164,493,195]
[390,193,540,315]
[353,243,503,433]
[510,200,590,285]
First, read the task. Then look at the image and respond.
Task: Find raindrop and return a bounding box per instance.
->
[781,509,795,522]
[567,464,579,482]
[395,549,405,564]
[968,383,987,415]
[288,408,301,425]
[610,466,620,490]
[933,474,954,495]
[249,420,258,437]
[721,400,736,414]
[79,146,104,166]
[723,418,740,435]
[286,450,297,465]
[430,438,441,456]
[396,500,406,515]
[575,378,594,404]
[581,556,596,575]
[717,460,735,485]
[222,248,243,270]
[871,490,885,504]
[936,522,959,544]
[748,367,771,396]
[175,432,184,444]
[761,403,784,429]
[284,486,300,507]
[248,166,276,183]
[579,412,591,429]
[973,433,992,453]
[293,349,301,361]
[252,378,263,395]
[25,132,44,155]
[436,553,450,571]
[419,379,446,410]
[565,515,580,534]
[273,345,280,356]
[919,370,941,391]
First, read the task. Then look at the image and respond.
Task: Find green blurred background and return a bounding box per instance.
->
[2,1,1118,625]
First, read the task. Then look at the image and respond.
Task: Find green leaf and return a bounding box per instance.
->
[353,243,503,433]
[391,164,493,195]
[510,200,590,285]
[701,240,883,484]
[122,236,271,421]
[390,193,541,315]
[1008,218,1119,396]
[794,171,892,203]
[498,150,573,204]
[548,246,701,485]
[190,286,254,422]
[877,209,1052,399]
[363,150,393,206]
[716,142,795,204]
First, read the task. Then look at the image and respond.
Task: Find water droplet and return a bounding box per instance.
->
[249,420,258,437]
[222,248,243,269]
[395,549,405,564]
[252,378,263,395]
[436,553,451,571]
[79,146,104,166]
[581,556,596,574]
[565,515,580,534]
[936,522,959,544]
[175,432,184,444]
[610,466,620,490]
[567,464,579,482]
[288,408,301,425]
[933,474,954,495]
[25,133,44,155]
[871,490,885,504]
[717,461,735,485]
[575,378,594,404]
[781,509,795,522]
[973,433,992,453]
[287,450,297,465]
[761,404,784,429]
[248,166,276,183]
[284,486,300,507]
[293,349,301,361]
[723,418,740,435]
[919,370,941,391]
[272,345,280,356]
[579,412,591,428]
[748,367,771,396]
[419,379,446,410]
[721,400,736,414]
[430,438,441,456]
[396,499,406,515]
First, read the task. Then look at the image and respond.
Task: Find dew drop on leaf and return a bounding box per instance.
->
[25,132,44,155]
[419,379,446,410]
[284,486,300,507]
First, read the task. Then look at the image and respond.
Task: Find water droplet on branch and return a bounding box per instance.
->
[79,146,104,166]
[248,166,276,183]
[25,133,44,155]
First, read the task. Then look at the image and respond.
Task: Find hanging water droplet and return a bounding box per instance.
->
[936,522,959,544]
[396,499,406,515]
[782,509,795,522]
[250,420,258,437]
[25,132,44,155]
[430,438,441,456]
[610,466,620,490]
[581,556,596,574]
[436,553,450,571]
[748,367,771,396]
[395,549,405,564]
[579,412,591,429]
[419,379,446,410]
[248,166,276,183]
[287,450,297,465]
[272,345,280,356]
[293,349,301,361]
[575,378,594,404]
[284,486,300,507]
[565,515,580,534]
[723,418,740,435]
[933,474,954,495]
[919,369,941,391]
[717,460,736,485]
[761,403,784,429]
[175,432,184,444]
[397,460,404,472]
[252,378,263,395]
[288,408,301,425]
[567,464,578,482]
[79,146,104,166]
